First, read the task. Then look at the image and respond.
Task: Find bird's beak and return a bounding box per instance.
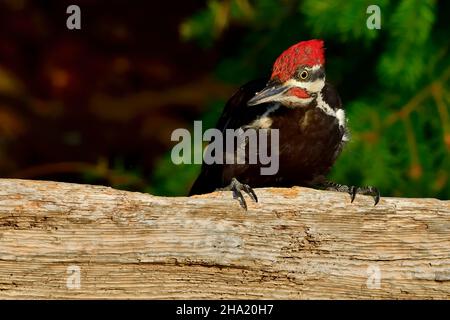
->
[247,83,290,106]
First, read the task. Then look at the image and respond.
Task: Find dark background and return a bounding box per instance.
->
[0,0,449,199]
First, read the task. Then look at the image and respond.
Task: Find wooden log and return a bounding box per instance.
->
[0,178,449,299]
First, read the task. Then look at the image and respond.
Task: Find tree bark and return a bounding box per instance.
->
[0,178,449,299]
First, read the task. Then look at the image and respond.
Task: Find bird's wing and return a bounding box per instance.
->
[189,78,269,195]
[215,78,270,132]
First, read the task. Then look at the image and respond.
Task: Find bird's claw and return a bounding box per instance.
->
[354,186,380,206]
[323,182,380,206]
[219,178,258,210]
[349,185,357,203]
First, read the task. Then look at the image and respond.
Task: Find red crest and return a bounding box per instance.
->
[271,39,325,82]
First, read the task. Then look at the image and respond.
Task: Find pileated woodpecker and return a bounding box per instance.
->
[189,39,379,209]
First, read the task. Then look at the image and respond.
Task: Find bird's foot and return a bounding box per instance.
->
[217,178,258,210]
[321,181,380,206]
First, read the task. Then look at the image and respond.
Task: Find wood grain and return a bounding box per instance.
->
[0,179,449,299]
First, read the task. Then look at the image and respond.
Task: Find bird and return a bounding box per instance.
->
[189,39,379,209]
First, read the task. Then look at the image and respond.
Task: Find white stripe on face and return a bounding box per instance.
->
[284,64,325,93]
[309,64,322,72]
[284,78,325,93]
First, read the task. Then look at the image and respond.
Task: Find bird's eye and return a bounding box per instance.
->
[299,70,309,80]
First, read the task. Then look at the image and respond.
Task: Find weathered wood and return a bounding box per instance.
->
[0,178,449,299]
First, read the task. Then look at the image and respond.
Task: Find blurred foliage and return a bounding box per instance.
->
[0,1,224,193]
[153,0,450,199]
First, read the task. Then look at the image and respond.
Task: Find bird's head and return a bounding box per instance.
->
[248,39,326,107]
